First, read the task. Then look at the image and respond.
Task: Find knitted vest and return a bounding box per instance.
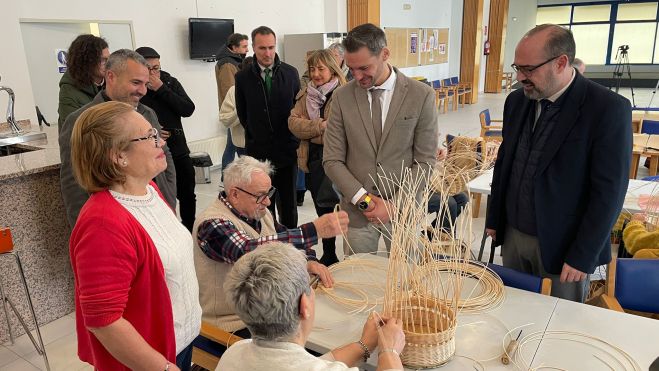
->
[192,198,277,332]
[506,101,558,235]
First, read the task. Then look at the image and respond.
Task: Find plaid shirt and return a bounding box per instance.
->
[196,193,318,264]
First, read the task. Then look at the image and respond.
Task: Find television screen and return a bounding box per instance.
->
[189,18,234,61]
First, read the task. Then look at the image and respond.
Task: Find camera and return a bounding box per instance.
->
[619,45,629,52]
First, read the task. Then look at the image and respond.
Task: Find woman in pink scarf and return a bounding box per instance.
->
[289,49,347,265]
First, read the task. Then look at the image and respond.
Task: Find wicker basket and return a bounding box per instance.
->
[390,296,456,369]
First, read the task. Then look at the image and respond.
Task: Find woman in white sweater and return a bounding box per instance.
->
[219,57,253,157]
[218,242,405,371]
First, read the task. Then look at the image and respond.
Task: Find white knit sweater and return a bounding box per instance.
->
[111,185,202,354]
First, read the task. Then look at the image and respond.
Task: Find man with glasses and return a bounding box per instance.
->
[485,24,631,302]
[192,155,347,334]
[136,46,197,232]
[59,49,177,227]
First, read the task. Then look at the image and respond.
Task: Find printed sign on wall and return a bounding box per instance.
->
[56,49,67,73]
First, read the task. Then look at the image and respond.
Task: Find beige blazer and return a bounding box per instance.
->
[323,67,438,228]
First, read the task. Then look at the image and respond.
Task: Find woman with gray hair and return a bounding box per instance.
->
[218,242,405,371]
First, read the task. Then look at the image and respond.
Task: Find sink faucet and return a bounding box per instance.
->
[0,76,23,135]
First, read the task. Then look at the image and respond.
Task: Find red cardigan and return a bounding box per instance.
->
[70,187,176,370]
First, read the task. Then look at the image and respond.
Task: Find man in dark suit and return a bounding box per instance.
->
[485,24,631,302]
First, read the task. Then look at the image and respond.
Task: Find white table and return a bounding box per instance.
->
[531,299,659,370]
[307,255,659,370]
[467,171,658,214]
[307,255,559,370]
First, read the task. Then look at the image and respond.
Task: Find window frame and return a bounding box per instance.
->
[537,1,659,65]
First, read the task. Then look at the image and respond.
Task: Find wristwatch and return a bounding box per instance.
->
[358,195,372,211]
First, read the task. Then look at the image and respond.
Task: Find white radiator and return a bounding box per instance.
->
[187,136,227,170]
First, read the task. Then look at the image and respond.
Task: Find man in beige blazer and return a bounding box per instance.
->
[323,23,438,254]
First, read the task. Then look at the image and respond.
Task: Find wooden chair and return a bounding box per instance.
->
[486,263,552,295]
[450,76,472,107]
[431,80,450,113]
[479,109,503,141]
[191,321,244,370]
[602,258,659,316]
[441,78,462,110]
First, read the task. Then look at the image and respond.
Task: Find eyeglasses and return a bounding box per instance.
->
[511,55,560,75]
[129,127,160,147]
[236,186,276,204]
[148,65,161,72]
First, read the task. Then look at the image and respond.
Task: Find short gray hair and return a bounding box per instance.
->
[328,42,345,57]
[106,49,149,74]
[343,23,387,55]
[224,242,310,341]
[222,155,274,191]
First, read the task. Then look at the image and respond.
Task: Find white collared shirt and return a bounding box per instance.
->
[367,66,397,131]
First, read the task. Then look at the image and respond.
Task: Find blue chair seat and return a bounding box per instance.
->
[484,130,503,136]
[486,263,544,294]
[614,259,659,313]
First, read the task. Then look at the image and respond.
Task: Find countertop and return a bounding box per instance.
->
[0,120,61,181]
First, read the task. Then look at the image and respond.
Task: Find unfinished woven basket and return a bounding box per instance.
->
[391,296,456,369]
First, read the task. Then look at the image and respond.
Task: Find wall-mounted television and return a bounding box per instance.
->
[189,18,234,61]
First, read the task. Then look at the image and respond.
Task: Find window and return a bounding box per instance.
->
[536,6,571,25]
[537,2,659,65]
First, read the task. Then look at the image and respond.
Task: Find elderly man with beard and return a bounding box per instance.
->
[192,155,347,335]
[59,49,177,227]
[485,24,631,302]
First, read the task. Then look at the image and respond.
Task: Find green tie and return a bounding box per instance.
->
[264,68,272,95]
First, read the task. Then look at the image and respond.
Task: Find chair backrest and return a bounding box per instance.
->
[431,80,442,89]
[192,321,244,370]
[442,78,452,87]
[607,258,659,313]
[641,119,659,134]
[450,76,459,85]
[487,263,551,295]
[642,175,659,181]
[479,109,492,128]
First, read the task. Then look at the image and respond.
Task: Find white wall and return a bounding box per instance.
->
[1,0,328,143]
[503,0,537,74]
[380,0,456,82]
[448,0,463,77]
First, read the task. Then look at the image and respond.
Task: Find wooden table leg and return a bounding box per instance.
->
[472,193,482,218]
[650,155,659,176]
[630,153,640,179]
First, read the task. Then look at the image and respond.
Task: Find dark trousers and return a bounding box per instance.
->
[173,155,196,231]
[176,341,194,371]
[306,144,339,258]
[428,192,469,232]
[221,129,237,181]
[268,164,298,228]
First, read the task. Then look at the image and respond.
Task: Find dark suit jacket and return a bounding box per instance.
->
[486,71,632,274]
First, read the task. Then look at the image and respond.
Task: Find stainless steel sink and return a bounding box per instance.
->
[0,143,43,157]
[0,131,47,147]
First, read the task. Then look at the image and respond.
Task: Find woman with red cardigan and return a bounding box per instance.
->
[69,101,201,371]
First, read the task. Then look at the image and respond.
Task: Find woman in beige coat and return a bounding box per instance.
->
[289,49,347,265]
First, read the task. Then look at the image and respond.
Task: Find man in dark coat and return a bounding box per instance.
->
[136,46,197,231]
[235,26,301,228]
[485,24,632,302]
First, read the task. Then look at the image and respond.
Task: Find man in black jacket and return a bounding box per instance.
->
[136,46,197,231]
[235,26,301,228]
[485,25,631,302]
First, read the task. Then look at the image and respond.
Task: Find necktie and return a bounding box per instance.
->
[371,88,384,145]
[533,99,551,132]
[264,68,272,95]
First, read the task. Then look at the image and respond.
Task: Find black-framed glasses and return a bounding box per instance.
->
[129,127,160,147]
[236,186,276,204]
[511,55,560,75]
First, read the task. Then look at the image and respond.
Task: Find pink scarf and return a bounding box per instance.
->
[306,78,339,120]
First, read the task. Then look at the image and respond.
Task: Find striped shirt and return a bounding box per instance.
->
[196,193,318,263]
